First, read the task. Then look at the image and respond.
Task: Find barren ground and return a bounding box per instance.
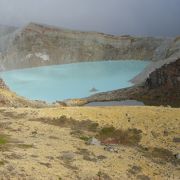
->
[0,106,180,179]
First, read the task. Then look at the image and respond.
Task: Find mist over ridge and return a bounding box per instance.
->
[0,0,180,37]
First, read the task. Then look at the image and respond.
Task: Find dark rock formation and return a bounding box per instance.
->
[145,59,180,89]
[71,59,180,107]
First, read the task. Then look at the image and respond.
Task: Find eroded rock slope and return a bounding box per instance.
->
[0,22,179,70]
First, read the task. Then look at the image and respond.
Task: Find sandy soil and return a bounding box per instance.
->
[0,106,180,180]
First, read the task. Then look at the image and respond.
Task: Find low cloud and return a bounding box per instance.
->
[0,0,179,36]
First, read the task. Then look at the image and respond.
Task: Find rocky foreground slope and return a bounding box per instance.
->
[0,76,179,179]
[0,106,180,179]
[0,22,179,71]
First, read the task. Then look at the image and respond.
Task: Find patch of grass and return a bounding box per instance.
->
[17,144,34,149]
[151,148,173,159]
[96,171,112,180]
[0,160,6,166]
[137,175,150,180]
[1,111,28,119]
[33,116,142,146]
[33,116,99,133]
[97,127,142,146]
[79,136,91,142]
[0,135,9,151]
[0,135,8,145]
[87,122,99,132]
[99,126,115,136]
[76,148,97,162]
[138,146,180,166]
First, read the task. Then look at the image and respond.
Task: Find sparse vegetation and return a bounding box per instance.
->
[79,135,91,142]
[97,127,142,146]
[34,116,142,146]
[138,146,180,165]
[34,116,99,133]
[0,160,6,166]
[0,135,8,145]
[17,144,34,149]
[0,106,179,179]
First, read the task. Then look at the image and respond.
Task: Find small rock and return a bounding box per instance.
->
[175,153,180,160]
[55,101,67,107]
[86,137,101,146]
[39,162,52,168]
[97,155,107,160]
[173,137,180,143]
[61,152,75,161]
[104,145,119,153]
[31,130,37,135]
[90,87,98,93]
[163,130,169,136]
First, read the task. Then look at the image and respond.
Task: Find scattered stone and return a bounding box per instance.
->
[151,131,159,138]
[97,155,107,160]
[54,101,67,107]
[31,130,37,135]
[104,145,119,153]
[39,162,52,168]
[76,148,97,162]
[90,87,98,93]
[61,152,76,161]
[86,137,101,146]
[49,136,59,140]
[173,137,180,143]
[59,152,78,170]
[96,171,112,180]
[127,165,142,178]
[174,154,180,160]
[137,174,150,180]
[163,130,169,136]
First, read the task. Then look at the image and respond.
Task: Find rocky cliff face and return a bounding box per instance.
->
[81,59,180,107]
[145,59,180,89]
[0,22,178,70]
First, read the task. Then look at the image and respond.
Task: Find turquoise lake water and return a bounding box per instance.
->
[0,60,149,102]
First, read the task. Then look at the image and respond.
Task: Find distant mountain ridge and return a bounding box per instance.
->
[0,22,179,84]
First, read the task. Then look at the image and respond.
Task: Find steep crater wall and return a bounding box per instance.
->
[0,23,178,71]
[145,59,180,89]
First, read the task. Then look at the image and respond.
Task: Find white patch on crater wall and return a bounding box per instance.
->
[26,53,50,61]
[26,54,33,59]
[35,53,49,61]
